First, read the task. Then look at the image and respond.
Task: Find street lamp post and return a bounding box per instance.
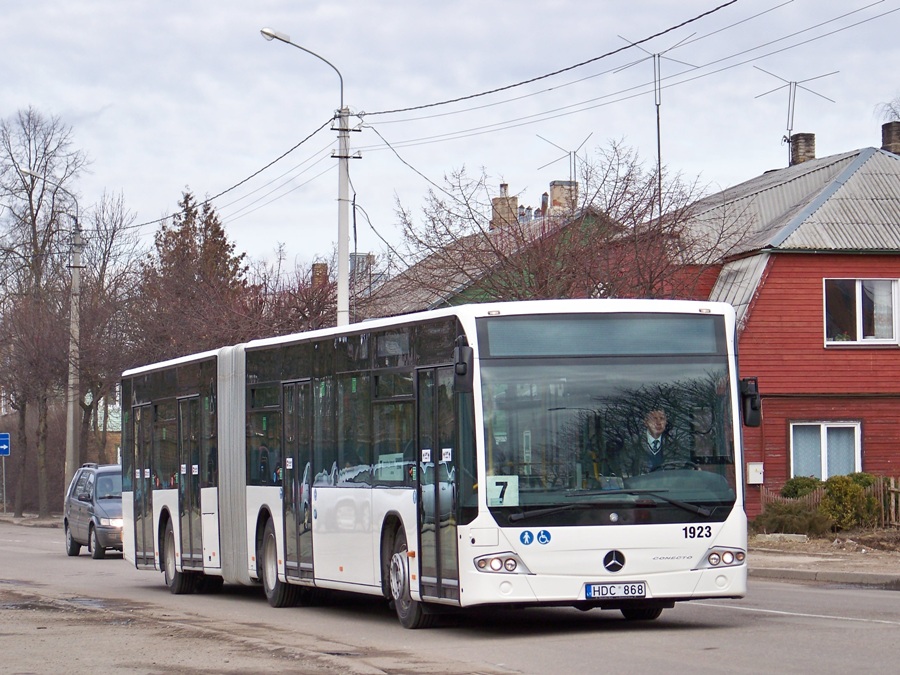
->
[21,169,82,487]
[260,27,351,327]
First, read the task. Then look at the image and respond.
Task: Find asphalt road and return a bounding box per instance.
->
[1,522,898,674]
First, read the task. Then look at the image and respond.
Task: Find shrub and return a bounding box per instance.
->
[819,474,879,530]
[780,475,822,499]
[751,502,833,537]
[846,472,876,489]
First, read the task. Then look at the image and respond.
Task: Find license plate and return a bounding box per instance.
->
[585,582,646,599]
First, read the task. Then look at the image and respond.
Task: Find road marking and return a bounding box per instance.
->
[693,602,900,626]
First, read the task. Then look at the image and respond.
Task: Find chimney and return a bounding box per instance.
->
[882,121,900,155]
[490,183,517,230]
[540,192,549,217]
[548,180,578,215]
[311,262,328,290]
[790,133,816,165]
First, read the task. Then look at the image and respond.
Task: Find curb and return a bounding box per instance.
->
[0,515,62,529]
[749,567,900,589]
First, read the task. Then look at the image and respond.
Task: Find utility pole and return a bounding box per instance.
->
[336,105,351,326]
[65,219,83,486]
[260,27,356,327]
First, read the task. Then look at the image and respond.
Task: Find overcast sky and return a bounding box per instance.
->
[4,1,899,266]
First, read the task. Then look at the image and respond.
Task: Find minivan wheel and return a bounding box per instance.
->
[65,524,81,557]
[90,525,106,559]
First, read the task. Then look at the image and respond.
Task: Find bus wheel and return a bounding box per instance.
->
[164,520,193,594]
[261,519,297,608]
[621,607,663,621]
[389,529,434,629]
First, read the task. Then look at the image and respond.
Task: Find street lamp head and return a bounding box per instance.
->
[260,27,290,43]
[259,26,344,110]
[19,167,80,224]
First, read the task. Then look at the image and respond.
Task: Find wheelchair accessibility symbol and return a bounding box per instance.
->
[537,530,551,545]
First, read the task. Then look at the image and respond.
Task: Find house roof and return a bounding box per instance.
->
[359,209,595,319]
[697,146,900,326]
[690,147,900,257]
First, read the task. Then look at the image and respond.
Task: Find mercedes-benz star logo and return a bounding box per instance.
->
[604,550,626,573]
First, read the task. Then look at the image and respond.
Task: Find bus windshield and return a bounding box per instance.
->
[478,313,736,526]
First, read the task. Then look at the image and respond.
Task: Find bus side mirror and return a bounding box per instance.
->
[740,377,761,427]
[453,345,474,393]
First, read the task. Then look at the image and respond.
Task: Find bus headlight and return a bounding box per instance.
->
[697,547,745,569]
[474,553,532,574]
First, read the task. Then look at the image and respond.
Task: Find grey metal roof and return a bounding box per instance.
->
[688,147,900,256]
[707,253,769,329]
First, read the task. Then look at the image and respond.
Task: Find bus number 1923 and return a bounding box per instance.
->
[683,525,712,539]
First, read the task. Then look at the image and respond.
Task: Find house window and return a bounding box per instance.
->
[824,278,896,344]
[790,422,861,479]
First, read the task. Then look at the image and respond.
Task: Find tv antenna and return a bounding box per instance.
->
[536,133,593,186]
[616,34,697,220]
[754,66,837,164]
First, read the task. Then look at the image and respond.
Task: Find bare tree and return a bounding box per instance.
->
[245,249,336,337]
[0,107,87,516]
[361,141,744,319]
[78,191,143,464]
[877,95,900,121]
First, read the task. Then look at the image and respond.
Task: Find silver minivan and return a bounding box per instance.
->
[63,463,123,559]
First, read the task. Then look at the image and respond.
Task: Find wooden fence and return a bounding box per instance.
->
[761,476,900,528]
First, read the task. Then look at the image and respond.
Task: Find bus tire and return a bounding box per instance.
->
[389,528,434,629]
[261,518,297,608]
[621,607,663,621]
[65,523,81,556]
[90,525,106,559]
[164,519,193,594]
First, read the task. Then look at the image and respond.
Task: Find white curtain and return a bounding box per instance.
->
[791,425,821,479]
[864,280,893,339]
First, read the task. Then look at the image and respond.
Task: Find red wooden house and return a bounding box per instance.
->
[693,122,900,516]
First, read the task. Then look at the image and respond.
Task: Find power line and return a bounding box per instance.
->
[353,3,894,156]
[361,1,740,118]
[108,0,891,246]
[120,116,334,233]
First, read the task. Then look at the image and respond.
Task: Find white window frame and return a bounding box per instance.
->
[789,421,862,479]
[823,278,899,346]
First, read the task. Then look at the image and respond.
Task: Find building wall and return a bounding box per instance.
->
[739,253,900,394]
[736,252,900,516]
[742,396,900,516]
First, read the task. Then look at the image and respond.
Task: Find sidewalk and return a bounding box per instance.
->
[749,534,900,589]
[0,512,61,528]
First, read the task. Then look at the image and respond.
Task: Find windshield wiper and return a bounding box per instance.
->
[506,490,714,523]
[569,489,714,517]
[507,503,595,523]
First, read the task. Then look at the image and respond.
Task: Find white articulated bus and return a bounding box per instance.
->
[121,299,760,628]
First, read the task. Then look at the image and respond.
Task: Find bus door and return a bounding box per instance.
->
[283,381,314,580]
[417,367,460,602]
[178,397,203,570]
[133,404,154,567]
